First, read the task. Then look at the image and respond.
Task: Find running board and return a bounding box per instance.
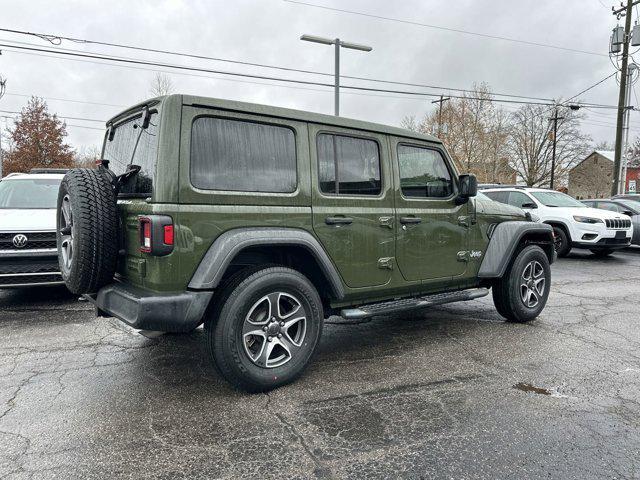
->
[340,288,490,320]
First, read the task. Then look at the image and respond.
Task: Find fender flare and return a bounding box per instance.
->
[477,221,554,278]
[188,227,345,299]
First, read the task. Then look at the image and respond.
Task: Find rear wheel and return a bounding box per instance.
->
[492,245,551,323]
[590,249,614,257]
[205,267,323,392]
[552,225,571,257]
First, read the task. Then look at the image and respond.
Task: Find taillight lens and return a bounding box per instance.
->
[140,217,152,253]
[163,225,174,245]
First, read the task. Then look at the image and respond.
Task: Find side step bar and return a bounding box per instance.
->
[340,288,490,320]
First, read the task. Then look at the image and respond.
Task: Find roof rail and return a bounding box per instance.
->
[2,172,23,179]
[29,168,70,174]
[478,184,525,190]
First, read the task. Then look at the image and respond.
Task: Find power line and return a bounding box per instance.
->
[0,31,556,103]
[283,0,608,57]
[0,109,104,123]
[3,92,126,108]
[564,71,618,103]
[0,41,559,106]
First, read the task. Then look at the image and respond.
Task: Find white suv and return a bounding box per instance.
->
[0,170,66,287]
[481,186,633,257]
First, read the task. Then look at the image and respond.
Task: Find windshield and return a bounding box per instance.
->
[0,178,61,209]
[102,107,160,196]
[531,191,585,208]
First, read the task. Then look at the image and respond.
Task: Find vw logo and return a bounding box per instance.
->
[12,234,28,248]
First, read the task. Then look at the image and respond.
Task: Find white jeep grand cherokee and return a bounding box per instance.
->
[481,186,633,257]
[0,170,66,287]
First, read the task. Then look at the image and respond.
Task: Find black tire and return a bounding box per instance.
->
[205,266,324,392]
[492,245,551,323]
[552,225,571,257]
[590,249,614,257]
[56,169,119,295]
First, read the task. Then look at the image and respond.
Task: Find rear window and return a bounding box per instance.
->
[484,191,509,204]
[190,117,297,193]
[102,110,160,196]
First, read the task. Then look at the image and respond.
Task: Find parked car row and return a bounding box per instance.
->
[0,95,635,392]
[479,186,635,257]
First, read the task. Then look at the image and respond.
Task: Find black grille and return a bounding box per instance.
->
[0,232,57,250]
[0,258,60,275]
[605,219,631,229]
[0,273,62,285]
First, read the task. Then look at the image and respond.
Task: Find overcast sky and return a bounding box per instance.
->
[0,0,633,153]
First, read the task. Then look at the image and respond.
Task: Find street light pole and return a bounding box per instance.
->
[300,35,372,116]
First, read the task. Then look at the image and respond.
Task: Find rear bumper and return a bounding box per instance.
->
[87,282,213,333]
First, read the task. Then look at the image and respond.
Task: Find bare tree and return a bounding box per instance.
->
[74,145,101,168]
[149,73,175,97]
[508,104,590,187]
[401,84,514,183]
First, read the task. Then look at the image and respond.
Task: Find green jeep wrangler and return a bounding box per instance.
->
[56,95,555,392]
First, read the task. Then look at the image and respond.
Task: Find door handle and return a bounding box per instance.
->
[400,216,422,225]
[325,216,354,225]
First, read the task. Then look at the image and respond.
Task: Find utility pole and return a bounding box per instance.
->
[300,35,372,116]
[548,105,565,190]
[611,0,640,195]
[431,95,450,136]
[620,63,637,192]
[0,76,6,179]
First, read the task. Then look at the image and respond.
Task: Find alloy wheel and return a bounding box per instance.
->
[242,292,307,368]
[520,260,546,308]
[59,194,74,274]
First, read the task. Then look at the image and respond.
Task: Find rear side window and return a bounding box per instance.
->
[397,145,453,198]
[317,134,381,195]
[484,191,509,204]
[103,110,160,196]
[190,117,297,193]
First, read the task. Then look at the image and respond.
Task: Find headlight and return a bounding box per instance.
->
[573,216,603,224]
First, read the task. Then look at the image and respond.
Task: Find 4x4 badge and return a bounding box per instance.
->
[12,234,28,248]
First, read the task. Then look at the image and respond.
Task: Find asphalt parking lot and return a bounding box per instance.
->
[1,249,639,479]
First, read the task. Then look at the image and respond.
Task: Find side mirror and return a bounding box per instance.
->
[457,174,477,204]
[622,210,634,217]
[522,202,538,209]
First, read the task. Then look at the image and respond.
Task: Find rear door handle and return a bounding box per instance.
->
[325,216,354,225]
[400,216,422,225]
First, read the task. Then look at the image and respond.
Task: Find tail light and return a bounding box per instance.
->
[138,215,174,256]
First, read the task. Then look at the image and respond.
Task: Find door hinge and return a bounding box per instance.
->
[456,251,469,262]
[378,257,394,270]
[379,216,394,228]
[457,215,469,227]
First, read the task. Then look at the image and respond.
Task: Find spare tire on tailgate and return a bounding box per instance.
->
[57,168,119,294]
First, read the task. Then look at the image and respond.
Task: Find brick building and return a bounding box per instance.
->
[568,150,640,199]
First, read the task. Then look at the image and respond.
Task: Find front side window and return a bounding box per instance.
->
[599,202,622,213]
[0,178,62,209]
[191,117,297,193]
[317,134,381,195]
[397,145,453,198]
[103,110,160,196]
[508,191,534,208]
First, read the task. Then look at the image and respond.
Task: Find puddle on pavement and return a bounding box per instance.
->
[513,382,552,395]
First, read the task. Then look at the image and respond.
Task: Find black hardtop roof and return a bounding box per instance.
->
[107,94,442,145]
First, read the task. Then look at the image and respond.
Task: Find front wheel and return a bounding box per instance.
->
[552,226,571,257]
[205,267,324,392]
[492,245,551,323]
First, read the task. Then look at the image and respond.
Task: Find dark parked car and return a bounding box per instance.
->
[582,198,640,246]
